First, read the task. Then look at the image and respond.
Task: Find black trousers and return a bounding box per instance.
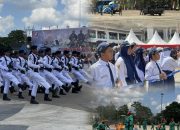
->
[125,78,136,85]
[163,70,175,91]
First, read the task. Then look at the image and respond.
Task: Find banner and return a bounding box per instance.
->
[32,27,90,52]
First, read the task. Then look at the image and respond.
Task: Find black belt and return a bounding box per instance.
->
[30,68,39,72]
[54,68,62,72]
[44,68,52,72]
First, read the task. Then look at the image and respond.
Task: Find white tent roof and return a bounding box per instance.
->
[168,32,180,44]
[147,31,167,45]
[125,29,144,45]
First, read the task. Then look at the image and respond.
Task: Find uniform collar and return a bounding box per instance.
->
[99,59,109,66]
[46,55,51,58]
[19,56,24,59]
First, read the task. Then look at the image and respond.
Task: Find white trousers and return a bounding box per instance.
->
[28,70,51,96]
[1,70,20,94]
[53,70,72,85]
[43,70,64,90]
[71,69,88,83]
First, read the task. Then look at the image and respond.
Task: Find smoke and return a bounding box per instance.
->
[89,86,145,109]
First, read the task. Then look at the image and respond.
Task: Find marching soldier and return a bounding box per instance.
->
[69,51,90,87]
[16,50,35,98]
[52,51,72,92]
[125,111,134,130]
[0,48,25,101]
[169,118,175,130]
[28,46,52,103]
[61,50,80,93]
[42,48,66,97]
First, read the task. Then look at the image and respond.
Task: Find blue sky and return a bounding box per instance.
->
[0,0,89,36]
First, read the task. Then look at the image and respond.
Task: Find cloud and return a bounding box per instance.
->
[176,95,180,103]
[0,15,14,36]
[5,0,57,10]
[22,0,89,29]
[151,101,158,106]
[155,102,170,112]
[22,8,61,27]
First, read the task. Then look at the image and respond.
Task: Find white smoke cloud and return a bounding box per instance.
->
[90,87,144,109]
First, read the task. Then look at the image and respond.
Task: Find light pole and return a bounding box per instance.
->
[161,93,164,113]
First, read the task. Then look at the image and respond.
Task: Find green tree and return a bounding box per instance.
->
[162,102,180,123]
[0,30,26,50]
[131,102,153,124]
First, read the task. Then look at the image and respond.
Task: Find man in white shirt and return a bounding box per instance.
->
[90,42,118,88]
[161,49,180,90]
[145,48,167,90]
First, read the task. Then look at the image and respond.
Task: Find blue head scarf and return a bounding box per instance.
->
[134,48,146,74]
[120,44,141,83]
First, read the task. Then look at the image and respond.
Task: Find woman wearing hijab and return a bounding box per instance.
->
[115,42,141,87]
[134,48,146,82]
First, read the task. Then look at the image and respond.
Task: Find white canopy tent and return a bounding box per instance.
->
[168,32,180,44]
[125,29,144,45]
[147,31,167,45]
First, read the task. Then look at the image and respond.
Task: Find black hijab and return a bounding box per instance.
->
[120,45,134,81]
[134,48,146,74]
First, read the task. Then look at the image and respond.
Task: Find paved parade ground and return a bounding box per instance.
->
[0,86,93,130]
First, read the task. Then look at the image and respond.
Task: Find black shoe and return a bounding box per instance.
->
[37,87,45,93]
[72,88,78,93]
[62,85,71,93]
[52,89,60,98]
[3,94,11,101]
[76,85,82,91]
[18,84,26,91]
[28,90,32,96]
[30,96,39,104]
[59,89,66,95]
[18,92,24,99]
[1,86,4,93]
[52,94,60,98]
[9,86,16,93]
[44,94,52,101]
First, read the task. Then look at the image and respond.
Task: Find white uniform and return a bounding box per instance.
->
[90,59,117,88]
[52,57,72,85]
[61,56,74,82]
[78,58,92,80]
[161,57,180,71]
[0,73,3,87]
[114,51,120,61]
[145,61,162,81]
[69,56,88,83]
[43,55,64,90]
[135,65,145,82]
[0,56,21,94]
[16,57,34,90]
[115,57,128,87]
[28,53,51,96]
[159,50,171,66]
